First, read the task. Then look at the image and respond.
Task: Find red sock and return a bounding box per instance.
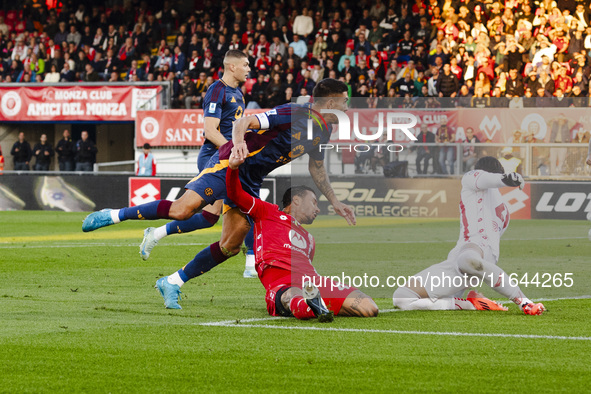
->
[289,296,315,320]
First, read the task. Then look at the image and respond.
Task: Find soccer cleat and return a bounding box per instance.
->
[302,281,334,323]
[155,277,182,309]
[522,302,546,315]
[82,209,114,232]
[139,227,158,260]
[467,290,509,311]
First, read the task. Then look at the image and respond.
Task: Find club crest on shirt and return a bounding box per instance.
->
[289,230,307,249]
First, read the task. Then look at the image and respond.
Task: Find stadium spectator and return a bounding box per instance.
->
[292,8,314,39]
[437,64,459,97]
[171,46,186,75]
[67,25,81,47]
[137,143,156,176]
[11,132,32,171]
[178,72,197,109]
[56,129,75,172]
[60,62,75,82]
[437,119,456,175]
[499,147,522,174]
[33,134,54,171]
[84,64,100,82]
[414,123,436,175]
[289,34,307,59]
[462,127,480,172]
[75,131,97,172]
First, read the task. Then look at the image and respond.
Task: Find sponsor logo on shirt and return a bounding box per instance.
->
[209,103,216,113]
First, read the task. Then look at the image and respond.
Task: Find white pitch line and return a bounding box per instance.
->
[196,299,591,341]
[0,236,587,248]
[198,322,591,341]
[498,295,591,304]
[197,309,402,327]
[200,316,285,326]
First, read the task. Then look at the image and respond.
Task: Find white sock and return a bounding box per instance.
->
[167,271,185,287]
[111,209,121,224]
[154,225,168,241]
[511,293,533,309]
[394,287,456,310]
[245,253,255,269]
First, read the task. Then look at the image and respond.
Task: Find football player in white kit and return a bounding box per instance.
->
[393,156,546,315]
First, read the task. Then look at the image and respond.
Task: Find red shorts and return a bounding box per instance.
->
[259,264,357,317]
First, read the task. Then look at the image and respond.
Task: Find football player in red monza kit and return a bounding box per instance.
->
[226,150,378,322]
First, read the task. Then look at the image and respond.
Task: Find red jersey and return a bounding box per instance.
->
[226,167,317,274]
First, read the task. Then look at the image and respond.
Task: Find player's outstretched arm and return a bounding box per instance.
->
[231,115,261,160]
[308,156,356,226]
[586,139,591,166]
[463,170,524,191]
[226,152,267,220]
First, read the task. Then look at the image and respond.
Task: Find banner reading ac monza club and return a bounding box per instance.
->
[136,109,267,147]
[0,85,162,122]
[135,106,591,147]
[136,108,456,147]
[347,107,591,143]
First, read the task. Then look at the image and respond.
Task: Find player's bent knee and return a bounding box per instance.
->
[218,241,241,257]
[393,286,420,310]
[457,250,484,276]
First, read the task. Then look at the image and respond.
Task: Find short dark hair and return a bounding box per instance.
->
[282,186,317,209]
[475,156,504,174]
[223,49,248,64]
[143,143,151,149]
[312,78,348,102]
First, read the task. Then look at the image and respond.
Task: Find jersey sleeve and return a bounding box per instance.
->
[254,107,289,130]
[307,145,324,161]
[203,83,225,119]
[462,170,505,191]
[226,167,276,221]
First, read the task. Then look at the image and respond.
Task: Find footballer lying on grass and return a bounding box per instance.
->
[393,156,546,315]
[225,150,378,322]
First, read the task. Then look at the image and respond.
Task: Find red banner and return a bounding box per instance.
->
[450,108,591,143]
[135,106,591,147]
[136,109,266,147]
[0,85,162,122]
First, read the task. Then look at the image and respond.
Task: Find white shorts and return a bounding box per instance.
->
[415,243,498,301]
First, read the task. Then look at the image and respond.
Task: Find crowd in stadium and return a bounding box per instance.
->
[2,0,591,109]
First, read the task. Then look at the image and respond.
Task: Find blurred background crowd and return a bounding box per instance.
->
[2,0,591,109]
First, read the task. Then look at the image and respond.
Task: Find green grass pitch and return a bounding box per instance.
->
[1,211,590,392]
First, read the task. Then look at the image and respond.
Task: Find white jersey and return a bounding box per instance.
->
[450,170,510,262]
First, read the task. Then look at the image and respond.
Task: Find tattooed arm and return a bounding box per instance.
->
[308,156,356,225]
